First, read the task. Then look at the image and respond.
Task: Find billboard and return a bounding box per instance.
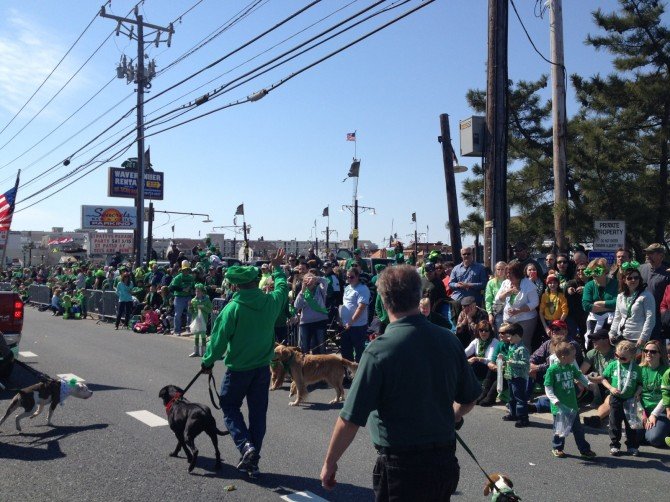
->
[593,220,625,251]
[81,205,137,230]
[89,233,134,255]
[108,168,164,200]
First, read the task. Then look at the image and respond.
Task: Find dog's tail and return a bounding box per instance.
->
[216,428,230,436]
[340,357,358,379]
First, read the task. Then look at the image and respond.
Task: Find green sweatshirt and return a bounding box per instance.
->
[375,293,389,324]
[484,277,503,315]
[169,272,195,298]
[189,295,213,318]
[582,278,618,313]
[660,366,670,408]
[202,268,288,371]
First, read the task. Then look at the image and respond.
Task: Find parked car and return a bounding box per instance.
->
[0,291,25,378]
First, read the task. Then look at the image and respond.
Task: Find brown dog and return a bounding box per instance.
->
[483,473,520,501]
[269,345,301,391]
[273,344,357,406]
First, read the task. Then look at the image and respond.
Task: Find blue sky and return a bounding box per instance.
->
[0,0,642,247]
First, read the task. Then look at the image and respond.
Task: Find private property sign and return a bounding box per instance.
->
[89,233,134,254]
[593,220,626,251]
[108,168,164,200]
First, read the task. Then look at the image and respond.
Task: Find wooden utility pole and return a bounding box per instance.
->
[438,114,462,263]
[550,0,568,252]
[484,0,509,269]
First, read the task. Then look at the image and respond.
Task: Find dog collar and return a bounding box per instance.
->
[165,392,182,414]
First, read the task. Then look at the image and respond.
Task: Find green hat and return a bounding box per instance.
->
[95,270,105,278]
[194,282,206,291]
[353,248,361,254]
[225,266,260,285]
[374,264,386,273]
[427,250,440,263]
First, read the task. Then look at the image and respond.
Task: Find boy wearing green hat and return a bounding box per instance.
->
[201,249,287,479]
[188,283,213,357]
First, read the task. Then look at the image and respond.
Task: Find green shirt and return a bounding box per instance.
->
[662,367,670,408]
[374,293,389,324]
[504,343,530,380]
[169,272,195,298]
[484,277,503,315]
[544,363,588,414]
[584,346,615,375]
[640,364,668,413]
[602,360,642,400]
[340,314,480,448]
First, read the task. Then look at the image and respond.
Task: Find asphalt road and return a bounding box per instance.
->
[1,307,668,502]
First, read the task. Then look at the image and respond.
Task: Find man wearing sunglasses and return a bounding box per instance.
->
[448,247,487,324]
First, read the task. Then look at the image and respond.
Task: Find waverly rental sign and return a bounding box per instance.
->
[81,205,137,230]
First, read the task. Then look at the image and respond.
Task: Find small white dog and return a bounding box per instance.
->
[0,378,93,431]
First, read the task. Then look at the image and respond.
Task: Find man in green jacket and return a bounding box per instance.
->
[169,260,196,335]
[201,249,286,479]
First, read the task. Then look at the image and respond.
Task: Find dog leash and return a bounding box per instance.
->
[181,369,203,396]
[207,373,221,410]
[455,432,520,501]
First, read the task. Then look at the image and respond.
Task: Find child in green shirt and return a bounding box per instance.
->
[499,322,530,427]
[187,283,213,357]
[602,340,643,456]
[544,342,596,458]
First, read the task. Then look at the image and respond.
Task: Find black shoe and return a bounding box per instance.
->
[502,414,516,421]
[247,464,260,479]
[515,418,530,428]
[236,442,257,472]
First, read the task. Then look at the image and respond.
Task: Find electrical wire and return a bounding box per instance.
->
[146,0,323,105]
[0,1,110,138]
[510,0,561,68]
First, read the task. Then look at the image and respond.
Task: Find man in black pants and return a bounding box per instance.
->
[320,265,480,501]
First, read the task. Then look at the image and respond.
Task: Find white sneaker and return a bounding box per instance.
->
[609,447,620,456]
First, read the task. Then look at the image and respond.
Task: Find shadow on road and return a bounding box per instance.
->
[86,383,142,392]
[0,423,109,460]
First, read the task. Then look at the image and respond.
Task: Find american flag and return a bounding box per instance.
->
[0,186,17,232]
[346,132,356,141]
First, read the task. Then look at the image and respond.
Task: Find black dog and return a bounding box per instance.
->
[158,385,229,472]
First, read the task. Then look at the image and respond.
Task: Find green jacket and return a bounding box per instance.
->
[484,277,503,315]
[189,295,213,318]
[202,268,288,371]
[169,272,195,298]
[375,292,389,324]
[582,278,618,313]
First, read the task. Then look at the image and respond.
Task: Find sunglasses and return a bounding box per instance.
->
[643,349,659,355]
[577,268,586,272]
[625,276,640,282]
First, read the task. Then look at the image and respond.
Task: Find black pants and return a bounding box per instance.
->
[373,447,459,502]
[608,394,640,449]
[116,301,133,328]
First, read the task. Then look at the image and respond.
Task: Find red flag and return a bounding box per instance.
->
[0,186,18,232]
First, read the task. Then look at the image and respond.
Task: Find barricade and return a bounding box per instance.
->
[0,282,12,291]
[28,284,52,306]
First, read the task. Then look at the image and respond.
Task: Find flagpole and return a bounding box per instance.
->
[1,170,20,269]
[354,130,357,159]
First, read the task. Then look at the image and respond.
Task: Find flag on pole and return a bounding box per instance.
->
[0,185,18,232]
[346,132,356,141]
[322,207,329,217]
[235,204,244,216]
[144,147,153,171]
[411,212,416,223]
[348,160,360,178]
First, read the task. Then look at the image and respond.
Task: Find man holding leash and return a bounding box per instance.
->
[201,248,287,479]
[321,265,480,501]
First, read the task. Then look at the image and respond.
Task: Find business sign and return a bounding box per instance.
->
[108,168,164,200]
[81,205,137,230]
[588,250,616,265]
[593,220,626,251]
[89,233,134,255]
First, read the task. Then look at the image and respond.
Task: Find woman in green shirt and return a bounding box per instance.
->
[581,258,618,347]
[638,340,670,448]
[485,261,507,331]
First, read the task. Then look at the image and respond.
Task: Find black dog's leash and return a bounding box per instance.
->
[207,373,221,410]
[455,432,521,502]
[181,369,202,396]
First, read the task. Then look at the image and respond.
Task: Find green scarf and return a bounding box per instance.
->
[477,337,493,358]
[303,286,328,314]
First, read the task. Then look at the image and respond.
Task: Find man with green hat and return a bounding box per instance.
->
[345,248,369,274]
[169,260,195,335]
[201,249,287,479]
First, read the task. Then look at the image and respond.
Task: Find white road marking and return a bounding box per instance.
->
[126,410,168,427]
[57,373,85,383]
[281,491,329,502]
[19,351,37,357]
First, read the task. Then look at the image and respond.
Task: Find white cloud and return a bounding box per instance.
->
[0,9,88,118]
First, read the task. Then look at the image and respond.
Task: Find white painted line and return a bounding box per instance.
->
[126,410,168,427]
[281,491,329,502]
[19,351,38,358]
[57,373,85,383]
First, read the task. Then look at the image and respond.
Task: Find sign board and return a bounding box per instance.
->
[593,220,625,251]
[81,205,137,230]
[89,233,134,255]
[588,250,616,265]
[108,168,164,200]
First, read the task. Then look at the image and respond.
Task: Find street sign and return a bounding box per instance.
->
[108,167,164,200]
[593,220,625,251]
[588,250,615,265]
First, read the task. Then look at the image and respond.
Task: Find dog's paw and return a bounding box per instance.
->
[169,452,179,458]
[288,400,299,406]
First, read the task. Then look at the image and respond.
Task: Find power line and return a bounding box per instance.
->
[510,0,561,68]
[0,1,109,138]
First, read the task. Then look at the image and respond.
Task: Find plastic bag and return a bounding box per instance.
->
[553,405,577,438]
[189,311,207,334]
[623,398,644,430]
[496,356,504,392]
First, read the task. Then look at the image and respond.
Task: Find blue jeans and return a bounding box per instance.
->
[508,377,528,419]
[439,303,453,329]
[173,296,190,333]
[341,325,368,362]
[533,396,552,413]
[552,413,591,453]
[637,415,670,448]
[299,320,326,354]
[219,366,271,457]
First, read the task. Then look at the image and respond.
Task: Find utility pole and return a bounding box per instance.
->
[550,0,568,252]
[438,114,462,264]
[485,0,509,269]
[100,6,173,268]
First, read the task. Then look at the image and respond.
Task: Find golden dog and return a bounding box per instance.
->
[273,344,357,406]
[269,345,301,391]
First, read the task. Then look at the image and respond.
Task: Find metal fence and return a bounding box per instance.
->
[27,284,119,321]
